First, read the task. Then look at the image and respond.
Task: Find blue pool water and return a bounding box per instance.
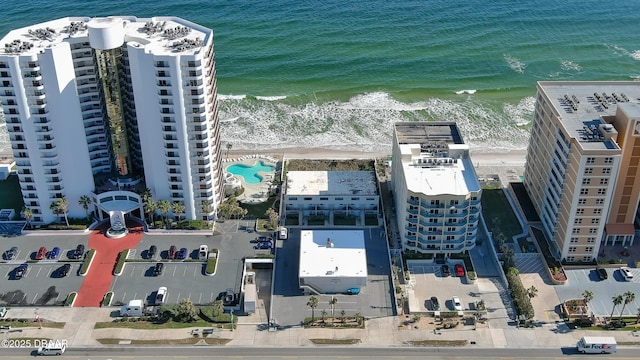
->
[226,161,274,185]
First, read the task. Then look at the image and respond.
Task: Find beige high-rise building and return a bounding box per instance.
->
[524,81,640,262]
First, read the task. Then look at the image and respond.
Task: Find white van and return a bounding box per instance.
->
[37,344,66,356]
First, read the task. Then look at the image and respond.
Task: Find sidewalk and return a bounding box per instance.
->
[3,307,638,349]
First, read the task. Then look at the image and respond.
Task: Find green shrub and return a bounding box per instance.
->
[440,311,460,318]
[505,267,534,319]
[113,249,130,275]
[80,249,95,275]
[103,291,113,306]
[65,292,77,307]
[467,271,476,280]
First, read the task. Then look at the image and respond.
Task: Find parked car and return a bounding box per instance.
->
[73,244,85,259]
[258,236,273,243]
[48,247,60,259]
[452,296,463,311]
[58,263,71,277]
[177,248,188,260]
[254,242,273,250]
[156,287,167,304]
[455,264,465,277]
[345,287,360,295]
[199,245,209,260]
[153,262,164,276]
[430,296,440,311]
[224,288,235,305]
[596,267,608,280]
[442,264,451,277]
[168,245,177,259]
[148,245,157,259]
[4,246,18,260]
[15,264,28,279]
[35,247,47,260]
[619,267,634,281]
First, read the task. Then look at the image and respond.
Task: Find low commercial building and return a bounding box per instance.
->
[298,229,367,294]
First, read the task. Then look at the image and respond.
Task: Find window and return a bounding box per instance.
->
[596,198,604,205]
[335,197,343,200]
[576,208,584,215]
[593,209,602,215]
[587,237,595,244]
[578,199,587,205]
[574,218,582,224]
[566,256,575,262]
[303,197,312,201]
[582,178,591,185]
[597,188,606,195]
[589,228,597,234]
[570,237,579,244]
[572,228,580,234]
[586,157,595,164]
[604,157,613,164]
[289,197,297,201]
[319,197,328,201]
[585,246,594,253]
[569,247,576,253]
[582,256,591,262]
[600,178,609,185]
[584,168,593,174]
[591,218,599,224]
[602,168,611,174]
[580,188,588,195]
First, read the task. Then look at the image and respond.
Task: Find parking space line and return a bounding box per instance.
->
[31,292,38,304]
[172,267,177,277]
[183,267,187,277]
[210,293,214,303]
[121,292,127,303]
[198,293,202,304]
[176,292,181,302]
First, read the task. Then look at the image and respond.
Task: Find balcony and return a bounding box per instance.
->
[42,160,59,167]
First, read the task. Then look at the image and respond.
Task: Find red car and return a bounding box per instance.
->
[455,264,465,277]
[35,246,47,260]
[168,245,177,259]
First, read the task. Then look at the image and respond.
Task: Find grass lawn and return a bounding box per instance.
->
[0,175,24,217]
[94,319,214,329]
[240,196,277,219]
[481,188,523,243]
[97,337,231,345]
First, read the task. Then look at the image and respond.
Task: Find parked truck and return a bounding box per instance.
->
[120,299,144,317]
[577,336,616,354]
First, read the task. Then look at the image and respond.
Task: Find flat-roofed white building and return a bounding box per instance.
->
[392,122,482,257]
[299,229,367,294]
[284,171,379,226]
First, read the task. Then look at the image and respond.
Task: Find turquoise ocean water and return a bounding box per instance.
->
[1,0,639,153]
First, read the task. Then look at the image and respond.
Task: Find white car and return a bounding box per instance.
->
[619,267,634,281]
[452,296,463,311]
[156,287,167,304]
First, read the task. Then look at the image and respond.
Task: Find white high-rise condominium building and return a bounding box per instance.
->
[392,122,482,258]
[0,16,223,224]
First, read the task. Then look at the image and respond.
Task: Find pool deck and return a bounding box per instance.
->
[223,154,279,204]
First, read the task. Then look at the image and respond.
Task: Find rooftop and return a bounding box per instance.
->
[537,81,640,152]
[1,16,211,56]
[286,171,377,196]
[299,229,367,279]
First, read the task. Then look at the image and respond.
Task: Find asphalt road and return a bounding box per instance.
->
[0,346,637,359]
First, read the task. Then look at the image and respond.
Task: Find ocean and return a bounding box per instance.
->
[1,0,639,154]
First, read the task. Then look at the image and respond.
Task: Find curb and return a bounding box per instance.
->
[79,249,96,277]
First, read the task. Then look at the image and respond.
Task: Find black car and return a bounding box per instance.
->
[4,246,18,260]
[74,244,85,259]
[442,265,451,277]
[148,245,157,259]
[596,267,608,280]
[59,263,71,277]
[430,296,440,311]
[153,262,164,276]
[15,264,28,279]
[223,288,235,305]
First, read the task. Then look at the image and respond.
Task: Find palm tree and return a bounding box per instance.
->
[156,200,171,229]
[610,294,623,324]
[213,299,224,318]
[144,199,157,225]
[22,206,33,229]
[201,200,213,222]
[340,309,346,323]
[57,197,69,227]
[320,309,327,323]
[582,290,594,321]
[526,286,538,300]
[307,295,318,321]
[140,188,153,203]
[329,296,338,318]
[78,195,92,221]
[172,202,185,223]
[226,143,233,159]
[618,291,636,325]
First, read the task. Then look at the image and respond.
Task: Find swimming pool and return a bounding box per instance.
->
[226,161,275,185]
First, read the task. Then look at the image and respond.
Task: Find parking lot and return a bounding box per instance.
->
[270,226,395,326]
[556,267,640,318]
[0,234,88,307]
[407,261,478,313]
